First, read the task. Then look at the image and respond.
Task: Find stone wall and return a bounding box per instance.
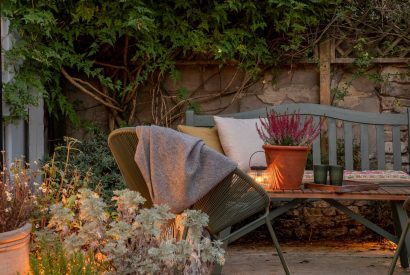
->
[66,63,410,240]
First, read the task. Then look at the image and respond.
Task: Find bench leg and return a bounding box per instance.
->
[266,217,290,275]
[391,201,410,269]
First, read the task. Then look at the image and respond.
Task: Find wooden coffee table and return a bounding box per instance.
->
[267,183,410,268]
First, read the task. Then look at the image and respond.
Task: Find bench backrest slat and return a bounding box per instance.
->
[393,126,402,170]
[185,103,410,171]
[344,121,354,170]
[376,125,386,170]
[360,124,370,170]
[312,116,321,165]
[328,118,337,166]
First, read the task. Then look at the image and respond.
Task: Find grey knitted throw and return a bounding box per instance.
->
[134,125,237,214]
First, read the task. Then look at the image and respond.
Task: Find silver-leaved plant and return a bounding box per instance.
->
[45,188,225,274]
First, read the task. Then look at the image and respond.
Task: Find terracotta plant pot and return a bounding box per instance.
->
[263,145,310,190]
[0,223,32,275]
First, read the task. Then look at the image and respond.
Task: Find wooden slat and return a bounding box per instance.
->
[344,121,353,170]
[360,125,369,170]
[188,103,408,127]
[312,116,321,165]
[319,40,331,105]
[328,118,337,165]
[267,191,407,201]
[393,126,402,170]
[332,57,410,64]
[383,187,408,195]
[376,125,386,169]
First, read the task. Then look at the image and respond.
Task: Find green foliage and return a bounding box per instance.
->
[2,0,340,123]
[30,231,105,275]
[51,130,124,201]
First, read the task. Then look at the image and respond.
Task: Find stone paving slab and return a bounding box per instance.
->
[223,242,410,275]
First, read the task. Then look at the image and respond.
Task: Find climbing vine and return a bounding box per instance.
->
[2,0,410,127]
[1,0,341,128]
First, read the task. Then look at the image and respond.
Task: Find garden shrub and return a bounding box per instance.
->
[32,188,224,274]
[51,130,124,201]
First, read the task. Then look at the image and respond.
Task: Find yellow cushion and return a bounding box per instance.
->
[177,125,225,154]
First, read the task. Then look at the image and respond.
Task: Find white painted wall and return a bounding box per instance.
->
[1,17,45,165]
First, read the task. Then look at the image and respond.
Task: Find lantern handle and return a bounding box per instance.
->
[248,150,266,169]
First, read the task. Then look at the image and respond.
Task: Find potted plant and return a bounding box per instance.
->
[257,110,320,189]
[0,159,36,275]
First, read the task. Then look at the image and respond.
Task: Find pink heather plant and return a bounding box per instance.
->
[256,110,320,146]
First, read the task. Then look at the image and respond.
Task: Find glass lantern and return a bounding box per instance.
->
[248,165,271,190]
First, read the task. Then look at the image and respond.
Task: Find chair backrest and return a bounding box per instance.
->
[186,103,410,171]
[108,127,153,208]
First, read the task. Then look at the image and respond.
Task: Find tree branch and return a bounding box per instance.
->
[61,68,123,112]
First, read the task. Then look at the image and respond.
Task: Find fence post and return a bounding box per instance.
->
[319,39,331,105]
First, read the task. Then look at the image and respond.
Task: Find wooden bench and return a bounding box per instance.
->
[185,103,410,269]
[186,103,410,171]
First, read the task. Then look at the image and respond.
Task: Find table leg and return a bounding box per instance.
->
[268,198,306,221]
[391,201,410,268]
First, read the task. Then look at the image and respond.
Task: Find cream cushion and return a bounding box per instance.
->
[214,116,266,171]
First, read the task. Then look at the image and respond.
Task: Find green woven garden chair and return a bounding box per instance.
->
[108,127,290,275]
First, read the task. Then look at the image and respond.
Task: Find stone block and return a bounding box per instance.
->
[288,67,319,88]
[202,65,245,93]
[294,227,308,238]
[340,200,353,206]
[267,65,318,87]
[349,226,366,236]
[306,216,335,229]
[353,200,370,207]
[334,211,348,220]
[247,81,264,95]
[381,66,410,84]
[239,95,270,112]
[385,142,408,154]
[397,98,410,107]
[258,84,319,105]
[290,209,300,216]
[381,96,397,110]
[347,206,360,214]
[351,73,379,93]
[280,219,300,228]
[303,207,323,217]
[310,201,330,208]
[381,83,410,99]
[165,66,202,91]
[337,95,380,113]
[322,207,337,216]
[384,130,407,142]
[321,226,348,237]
